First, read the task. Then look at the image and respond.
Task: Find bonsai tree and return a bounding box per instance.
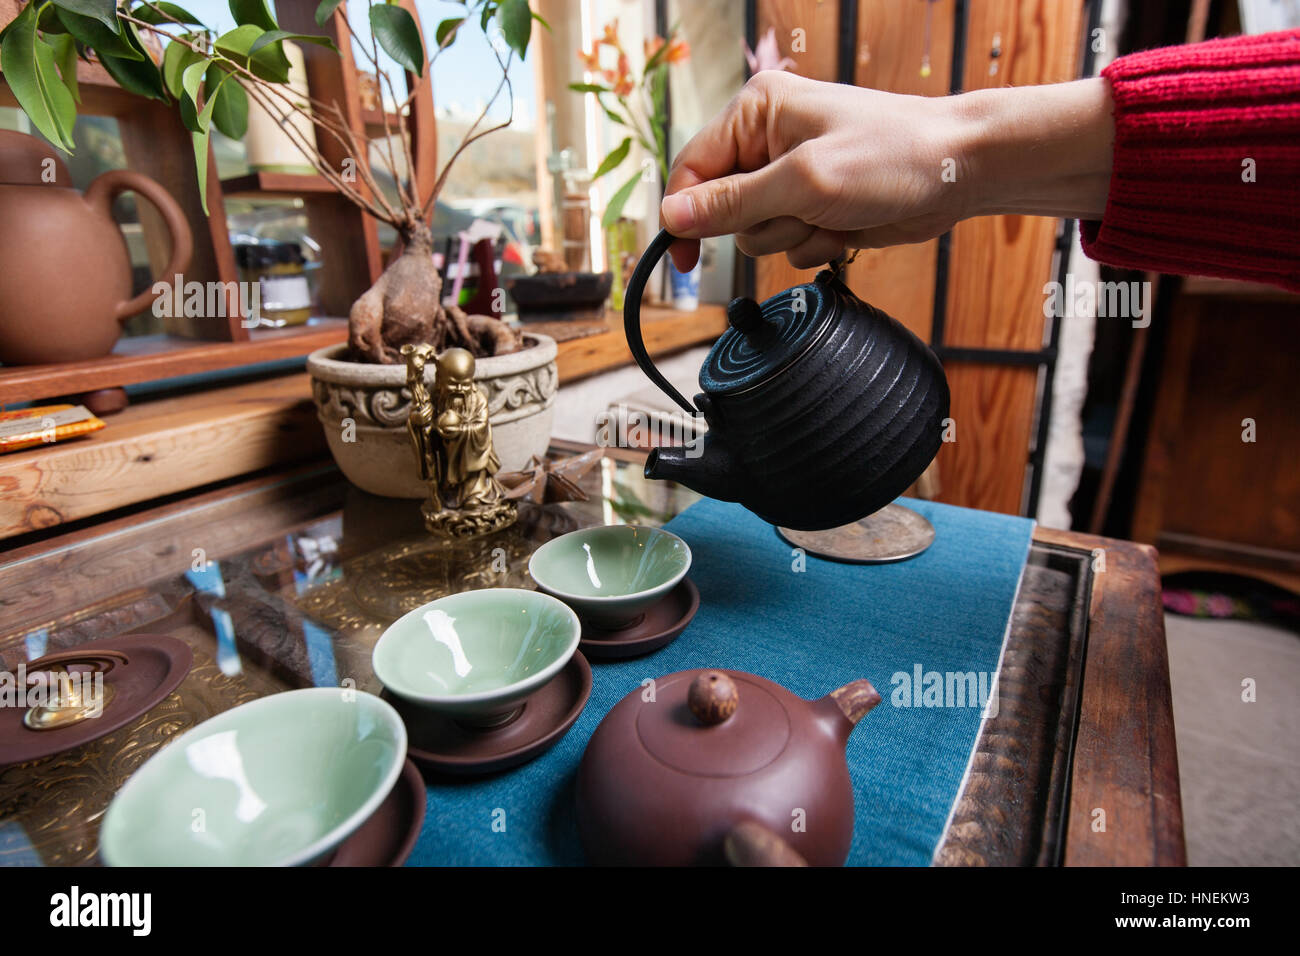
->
[0,0,544,363]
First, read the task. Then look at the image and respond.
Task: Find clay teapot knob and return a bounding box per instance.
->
[688,671,739,725]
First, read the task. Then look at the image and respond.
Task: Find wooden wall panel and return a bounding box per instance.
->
[842,0,956,342]
[935,0,1083,513]
[753,0,840,301]
[933,362,1039,515]
[1134,297,1300,557]
[755,0,956,332]
[943,0,1083,351]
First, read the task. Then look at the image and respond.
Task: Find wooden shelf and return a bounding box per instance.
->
[0,319,347,406]
[0,304,725,537]
[361,109,408,137]
[0,301,723,408]
[1180,275,1298,302]
[0,373,327,539]
[555,303,727,382]
[220,171,339,198]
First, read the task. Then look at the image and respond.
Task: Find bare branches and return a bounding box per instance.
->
[119,3,521,234]
[119,9,412,227]
[364,1,414,218]
[423,44,516,219]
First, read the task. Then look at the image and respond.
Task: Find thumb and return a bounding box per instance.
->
[660,160,796,239]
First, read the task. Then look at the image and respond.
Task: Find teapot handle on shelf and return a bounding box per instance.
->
[623,228,698,416]
[84,169,194,324]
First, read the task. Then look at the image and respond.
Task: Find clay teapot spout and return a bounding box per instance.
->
[817,679,882,743]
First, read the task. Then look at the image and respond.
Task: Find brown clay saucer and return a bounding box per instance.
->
[0,634,192,767]
[578,578,699,661]
[328,758,425,867]
[384,651,592,776]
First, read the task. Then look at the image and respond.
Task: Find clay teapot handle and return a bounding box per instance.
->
[84,169,194,324]
[724,821,809,867]
[623,228,697,415]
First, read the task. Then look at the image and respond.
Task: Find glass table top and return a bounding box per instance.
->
[0,446,699,865]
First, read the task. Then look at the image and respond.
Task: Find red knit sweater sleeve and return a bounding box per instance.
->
[1080,29,1300,291]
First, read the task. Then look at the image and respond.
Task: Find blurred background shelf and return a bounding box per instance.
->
[0,319,348,407]
[0,373,327,539]
[555,304,726,382]
[219,172,341,198]
[0,305,724,540]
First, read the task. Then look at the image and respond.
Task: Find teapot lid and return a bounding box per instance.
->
[636,671,792,777]
[0,130,72,186]
[700,273,847,396]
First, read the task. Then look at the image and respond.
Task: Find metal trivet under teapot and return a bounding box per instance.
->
[623,228,949,559]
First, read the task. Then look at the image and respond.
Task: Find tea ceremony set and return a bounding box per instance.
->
[0,230,1130,868]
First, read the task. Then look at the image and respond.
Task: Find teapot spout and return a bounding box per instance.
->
[828,679,883,727]
[645,435,741,504]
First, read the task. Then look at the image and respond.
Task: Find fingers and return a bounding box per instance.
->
[662,160,799,270]
[846,213,958,250]
[661,158,801,239]
[735,217,816,258]
[663,73,779,196]
[667,237,701,273]
[661,74,785,270]
[786,229,847,270]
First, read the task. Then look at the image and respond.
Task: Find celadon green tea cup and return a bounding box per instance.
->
[99,687,406,867]
[372,587,581,727]
[527,525,692,629]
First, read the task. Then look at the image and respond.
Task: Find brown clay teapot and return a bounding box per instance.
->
[0,130,192,365]
[576,668,881,866]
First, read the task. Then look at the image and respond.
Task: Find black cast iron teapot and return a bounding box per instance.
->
[624,229,950,531]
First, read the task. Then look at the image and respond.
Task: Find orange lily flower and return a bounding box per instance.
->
[578,45,602,73]
[664,38,690,64]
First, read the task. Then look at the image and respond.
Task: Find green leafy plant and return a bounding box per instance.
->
[569,20,688,227]
[0,0,545,362]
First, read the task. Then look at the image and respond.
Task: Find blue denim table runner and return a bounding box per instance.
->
[408,496,1034,866]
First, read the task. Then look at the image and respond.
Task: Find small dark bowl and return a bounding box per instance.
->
[506,271,613,323]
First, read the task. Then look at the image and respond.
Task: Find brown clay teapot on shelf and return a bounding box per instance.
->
[624,228,950,531]
[0,130,192,365]
[576,669,882,866]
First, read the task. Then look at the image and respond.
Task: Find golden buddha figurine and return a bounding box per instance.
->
[402,345,516,538]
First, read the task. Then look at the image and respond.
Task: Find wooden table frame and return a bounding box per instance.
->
[1034,526,1186,866]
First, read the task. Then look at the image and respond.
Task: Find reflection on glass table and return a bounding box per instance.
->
[0,447,695,865]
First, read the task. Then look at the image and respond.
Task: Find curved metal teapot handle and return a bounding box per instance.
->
[623,228,697,415]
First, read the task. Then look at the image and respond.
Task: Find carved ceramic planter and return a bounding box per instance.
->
[307,335,558,498]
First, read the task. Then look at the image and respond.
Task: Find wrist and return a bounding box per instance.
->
[949,78,1114,220]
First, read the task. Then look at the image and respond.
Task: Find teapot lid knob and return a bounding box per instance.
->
[726,297,770,339]
[688,671,739,725]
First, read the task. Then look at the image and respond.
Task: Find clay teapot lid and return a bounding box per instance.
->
[611,669,879,776]
[0,130,73,186]
[640,671,794,776]
[700,275,847,397]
